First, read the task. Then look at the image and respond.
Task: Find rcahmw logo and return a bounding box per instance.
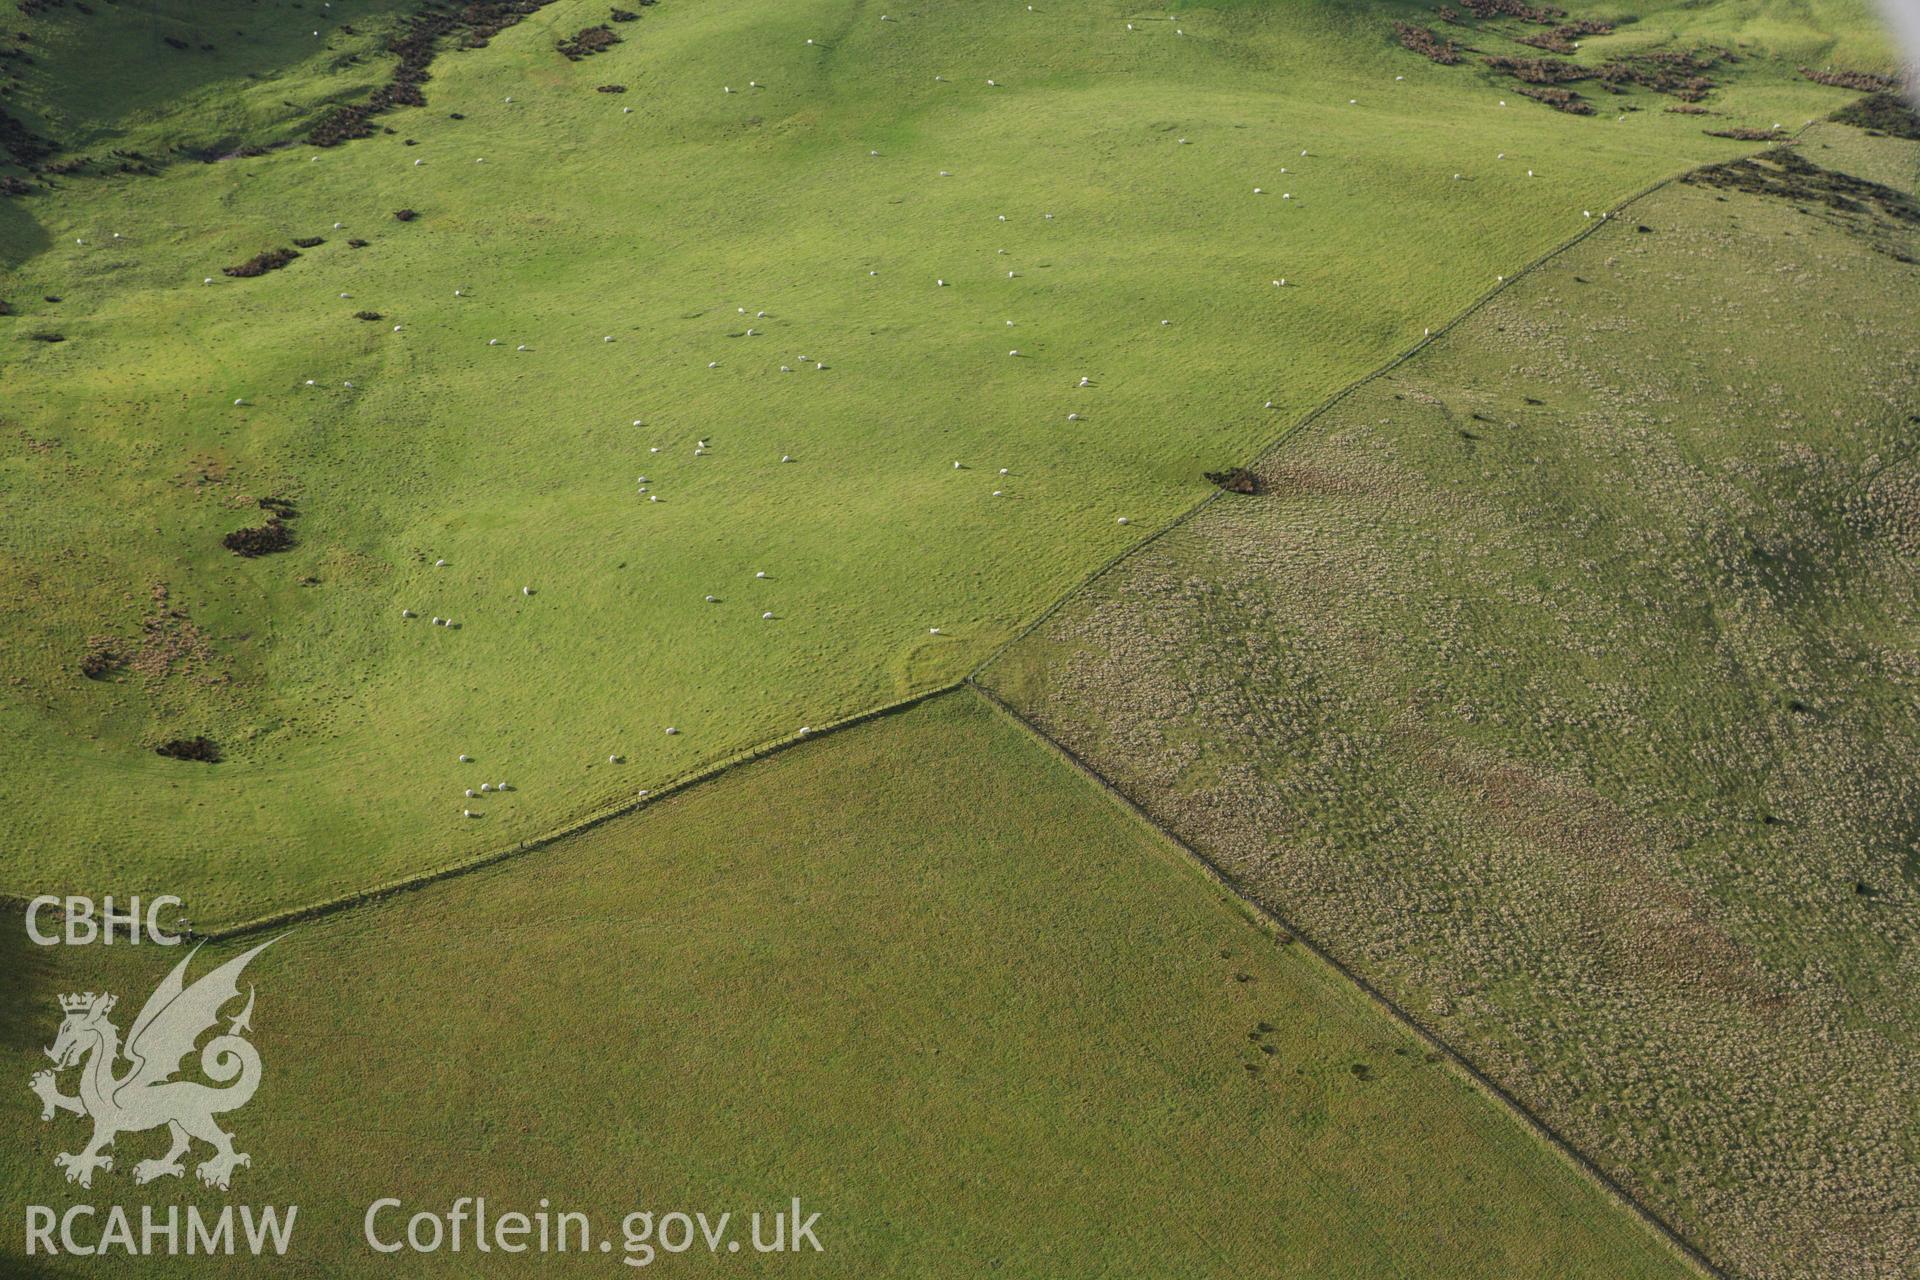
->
[24,939,299,1260]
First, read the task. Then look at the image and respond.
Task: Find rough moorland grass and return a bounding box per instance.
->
[0,692,1696,1278]
[0,0,1895,922]
[980,124,1920,1278]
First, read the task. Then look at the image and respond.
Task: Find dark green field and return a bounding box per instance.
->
[0,693,1700,1277]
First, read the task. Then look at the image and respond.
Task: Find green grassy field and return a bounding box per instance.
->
[0,691,1698,1277]
[0,0,1894,924]
[980,122,1920,1277]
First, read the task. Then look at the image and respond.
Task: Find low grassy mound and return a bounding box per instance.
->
[980,123,1920,1278]
[0,692,1693,1278]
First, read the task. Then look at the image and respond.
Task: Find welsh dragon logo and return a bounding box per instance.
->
[29,939,276,1191]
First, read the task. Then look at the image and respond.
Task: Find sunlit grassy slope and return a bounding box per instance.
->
[0,0,1894,922]
[0,692,1696,1278]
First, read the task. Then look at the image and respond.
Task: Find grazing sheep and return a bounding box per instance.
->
[481,783,493,792]
[762,611,775,620]
[459,753,472,762]
[755,571,768,578]
[466,788,478,798]
[1117,516,1130,525]
[464,809,477,818]
[522,586,533,596]
[402,609,416,618]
